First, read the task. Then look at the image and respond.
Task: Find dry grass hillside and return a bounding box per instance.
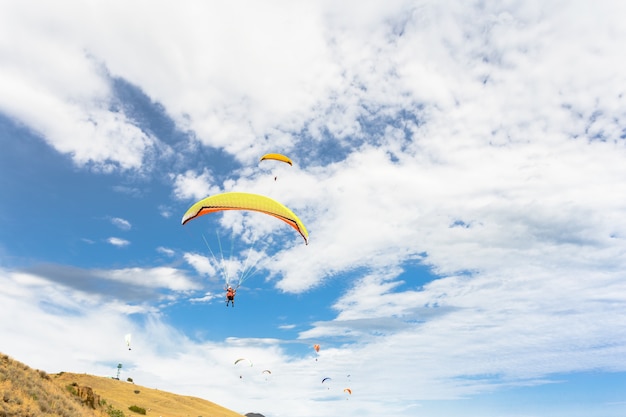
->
[53,373,244,417]
[0,353,245,417]
[0,353,103,417]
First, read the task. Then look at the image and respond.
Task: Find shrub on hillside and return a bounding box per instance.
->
[105,405,125,417]
[129,404,146,414]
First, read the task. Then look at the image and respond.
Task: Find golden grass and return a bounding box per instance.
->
[0,353,104,417]
[0,352,244,417]
[52,373,244,417]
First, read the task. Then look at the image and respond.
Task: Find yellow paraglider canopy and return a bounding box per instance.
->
[259,153,293,166]
[181,192,309,245]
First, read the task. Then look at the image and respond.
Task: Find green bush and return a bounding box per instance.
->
[129,404,147,414]
[106,405,126,417]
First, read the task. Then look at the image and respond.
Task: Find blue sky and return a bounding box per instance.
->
[1,1,626,416]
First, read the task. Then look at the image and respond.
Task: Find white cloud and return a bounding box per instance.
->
[158,205,173,218]
[107,237,130,247]
[0,8,156,172]
[182,249,266,289]
[82,1,341,162]
[103,266,200,292]
[111,217,131,230]
[171,169,220,201]
[188,292,221,304]
[183,252,217,277]
[156,246,175,256]
[19,264,201,303]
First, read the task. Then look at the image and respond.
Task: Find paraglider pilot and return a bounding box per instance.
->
[225,286,236,307]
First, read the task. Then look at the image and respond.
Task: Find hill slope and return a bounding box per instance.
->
[0,352,244,417]
[0,353,103,417]
[53,372,244,417]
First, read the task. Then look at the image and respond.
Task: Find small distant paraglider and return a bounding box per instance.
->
[313,343,320,361]
[259,153,293,180]
[234,358,253,367]
[124,333,132,351]
[234,358,253,380]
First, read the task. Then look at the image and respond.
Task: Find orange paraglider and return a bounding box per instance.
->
[313,344,320,361]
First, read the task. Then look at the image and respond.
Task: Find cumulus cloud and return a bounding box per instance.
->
[183,252,217,277]
[171,169,221,201]
[0,18,155,172]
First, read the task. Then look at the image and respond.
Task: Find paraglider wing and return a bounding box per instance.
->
[313,344,320,353]
[344,388,352,395]
[181,192,309,245]
[234,358,253,367]
[322,377,332,384]
[124,333,132,350]
[262,369,272,374]
[259,153,293,166]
